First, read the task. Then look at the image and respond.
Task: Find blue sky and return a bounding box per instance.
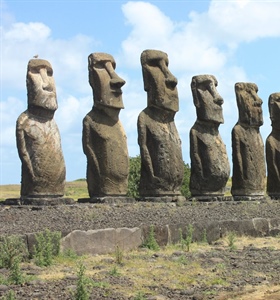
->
[1,0,280,185]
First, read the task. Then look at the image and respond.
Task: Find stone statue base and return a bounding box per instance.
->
[78,197,135,204]
[190,196,233,202]
[137,195,186,204]
[269,195,280,200]
[2,197,75,206]
[232,195,269,201]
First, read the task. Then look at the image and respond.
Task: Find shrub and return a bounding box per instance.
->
[227,232,237,251]
[1,290,16,300]
[114,245,124,265]
[33,229,61,267]
[179,225,193,252]
[180,163,191,198]
[74,261,89,300]
[0,235,27,269]
[143,225,160,251]
[8,257,23,285]
[127,156,141,198]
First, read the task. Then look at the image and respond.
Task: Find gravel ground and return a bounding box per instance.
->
[1,200,280,236]
[1,200,280,299]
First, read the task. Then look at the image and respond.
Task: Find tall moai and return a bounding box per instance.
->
[231,82,266,200]
[16,58,69,205]
[137,49,184,200]
[82,53,129,200]
[189,75,230,199]
[266,93,280,199]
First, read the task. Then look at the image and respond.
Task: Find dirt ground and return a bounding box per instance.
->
[1,201,280,299]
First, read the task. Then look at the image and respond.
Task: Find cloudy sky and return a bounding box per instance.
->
[1,0,280,185]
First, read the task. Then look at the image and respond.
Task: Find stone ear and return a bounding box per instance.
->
[142,67,150,92]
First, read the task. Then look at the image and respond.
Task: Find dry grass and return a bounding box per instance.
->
[0,180,88,201]
[17,235,280,299]
[0,184,21,201]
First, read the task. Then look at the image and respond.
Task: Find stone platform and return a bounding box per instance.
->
[78,196,135,204]
[2,197,75,206]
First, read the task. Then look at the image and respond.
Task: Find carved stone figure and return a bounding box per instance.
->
[266,93,280,198]
[231,82,266,199]
[189,75,230,198]
[16,59,66,203]
[137,49,184,198]
[82,53,129,198]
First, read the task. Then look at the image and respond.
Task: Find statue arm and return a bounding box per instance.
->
[16,119,35,180]
[82,117,100,175]
[232,127,244,180]
[137,118,155,179]
[266,139,280,180]
[190,129,204,179]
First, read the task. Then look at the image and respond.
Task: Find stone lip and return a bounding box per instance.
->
[137,196,186,203]
[190,196,233,202]
[3,197,75,206]
[78,196,135,204]
[232,196,269,201]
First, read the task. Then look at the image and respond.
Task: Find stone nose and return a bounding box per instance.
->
[110,75,126,89]
[40,68,52,91]
[165,73,177,89]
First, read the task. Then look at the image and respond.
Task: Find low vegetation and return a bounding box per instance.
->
[1,234,280,299]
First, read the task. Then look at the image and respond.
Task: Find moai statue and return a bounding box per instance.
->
[231,82,266,200]
[82,53,129,200]
[190,75,230,199]
[266,93,280,199]
[137,49,184,200]
[16,59,69,205]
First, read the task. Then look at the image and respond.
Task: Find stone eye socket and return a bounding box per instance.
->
[46,68,53,76]
[93,62,106,69]
[29,67,53,76]
[147,59,159,67]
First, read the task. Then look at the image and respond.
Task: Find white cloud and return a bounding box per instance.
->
[121,0,280,73]
[121,1,228,72]
[1,22,96,93]
[208,0,280,43]
[4,22,51,41]
[56,95,92,133]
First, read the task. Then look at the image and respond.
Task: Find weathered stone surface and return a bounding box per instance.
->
[190,75,230,197]
[142,224,170,246]
[231,82,266,199]
[192,221,220,244]
[266,93,280,198]
[220,218,269,237]
[16,59,66,201]
[82,53,129,197]
[78,196,135,204]
[168,223,186,244]
[137,49,184,197]
[137,196,186,204]
[268,218,280,236]
[60,227,142,255]
[21,197,75,206]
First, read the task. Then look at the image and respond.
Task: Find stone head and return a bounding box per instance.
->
[88,53,125,109]
[235,82,263,127]
[27,59,57,111]
[191,74,224,124]
[141,49,178,112]
[268,92,280,129]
